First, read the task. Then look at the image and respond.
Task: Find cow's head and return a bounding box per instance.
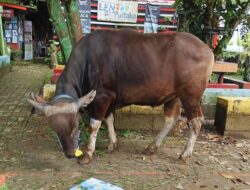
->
[27,90,96,158]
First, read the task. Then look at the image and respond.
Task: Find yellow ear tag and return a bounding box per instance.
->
[75,148,83,157]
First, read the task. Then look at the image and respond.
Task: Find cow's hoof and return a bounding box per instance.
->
[179,151,192,161]
[142,144,158,155]
[108,143,117,153]
[77,155,92,165]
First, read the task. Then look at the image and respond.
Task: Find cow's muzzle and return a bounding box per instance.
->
[65,152,75,159]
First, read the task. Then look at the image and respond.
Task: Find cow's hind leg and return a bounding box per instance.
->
[179,99,204,160]
[143,98,181,155]
[78,118,101,164]
[104,113,117,152]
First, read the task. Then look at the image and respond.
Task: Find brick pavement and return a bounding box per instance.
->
[0,64,51,134]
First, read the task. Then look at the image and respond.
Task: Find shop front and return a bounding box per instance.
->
[0,5,11,75]
[0,2,36,61]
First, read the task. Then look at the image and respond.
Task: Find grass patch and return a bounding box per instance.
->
[79,122,109,145]
[44,73,52,84]
[118,129,144,139]
[79,122,90,145]
[0,184,9,190]
[119,129,131,138]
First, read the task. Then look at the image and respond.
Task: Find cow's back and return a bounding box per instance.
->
[84,30,214,108]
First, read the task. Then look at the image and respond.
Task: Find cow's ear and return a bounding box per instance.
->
[32,93,47,104]
[27,98,49,114]
[75,90,96,109]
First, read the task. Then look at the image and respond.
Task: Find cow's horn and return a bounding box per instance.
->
[76,90,96,109]
[31,92,36,101]
[27,98,48,114]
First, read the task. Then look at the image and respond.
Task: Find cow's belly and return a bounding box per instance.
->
[116,84,177,107]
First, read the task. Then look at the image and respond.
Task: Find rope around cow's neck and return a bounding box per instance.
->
[52,94,75,102]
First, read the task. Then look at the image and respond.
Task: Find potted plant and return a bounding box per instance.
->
[11,49,23,62]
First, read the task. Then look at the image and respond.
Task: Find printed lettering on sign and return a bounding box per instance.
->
[98,0,138,23]
[2,9,14,18]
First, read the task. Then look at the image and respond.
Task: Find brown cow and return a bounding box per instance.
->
[28,29,214,164]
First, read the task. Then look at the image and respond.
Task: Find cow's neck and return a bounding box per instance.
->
[55,50,89,100]
[55,68,83,99]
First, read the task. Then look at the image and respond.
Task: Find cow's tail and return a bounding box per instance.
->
[206,51,215,83]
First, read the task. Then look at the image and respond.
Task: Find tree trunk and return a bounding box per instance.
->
[47,0,72,63]
[65,0,83,44]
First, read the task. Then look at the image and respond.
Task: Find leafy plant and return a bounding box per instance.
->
[79,122,90,145]
[57,50,64,65]
[46,40,65,67]
[47,40,58,55]
[44,73,52,84]
[241,32,250,53]
[119,129,131,138]
[0,184,9,190]
[11,49,22,61]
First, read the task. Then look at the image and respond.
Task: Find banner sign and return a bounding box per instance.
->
[78,0,91,34]
[98,0,138,23]
[2,9,14,18]
[144,4,160,33]
[24,21,33,60]
[3,17,18,43]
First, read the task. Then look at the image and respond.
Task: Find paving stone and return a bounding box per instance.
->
[8,117,18,122]
[8,106,16,110]
[17,117,25,122]
[0,64,51,134]
[1,112,11,116]
[0,122,6,128]
[12,112,27,117]
[3,127,12,133]
[13,108,21,113]
[0,116,8,121]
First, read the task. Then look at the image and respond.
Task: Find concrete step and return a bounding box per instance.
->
[215,96,250,138]
[202,88,250,119]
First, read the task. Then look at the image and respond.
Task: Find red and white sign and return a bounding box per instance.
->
[2,9,14,18]
[139,0,175,5]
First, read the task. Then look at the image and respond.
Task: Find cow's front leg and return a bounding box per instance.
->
[179,117,203,160]
[105,113,117,152]
[78,118,101,164]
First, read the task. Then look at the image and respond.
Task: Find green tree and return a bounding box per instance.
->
[240,31,250,81]
[175,0,250,58]
[241,32,250,53]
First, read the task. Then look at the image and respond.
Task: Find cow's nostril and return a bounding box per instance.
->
[65,152,75,159]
